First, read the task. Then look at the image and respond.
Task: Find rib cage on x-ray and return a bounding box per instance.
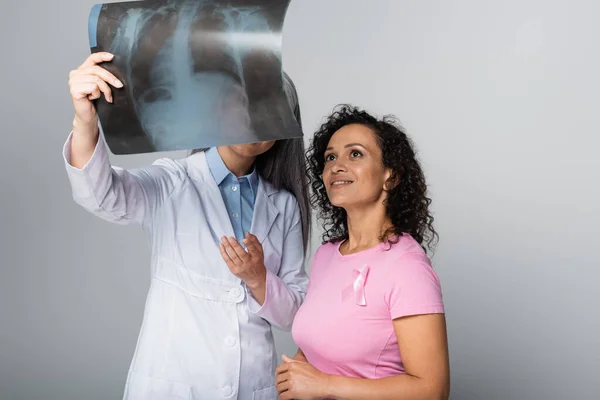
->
[90,0,300,154]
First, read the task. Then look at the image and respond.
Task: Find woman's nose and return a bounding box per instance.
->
[330,159,347,173]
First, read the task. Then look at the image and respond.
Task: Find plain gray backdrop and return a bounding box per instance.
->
[1,0,599,399]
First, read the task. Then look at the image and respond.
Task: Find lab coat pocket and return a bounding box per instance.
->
[125,372,192,399]
[252,385,277,400]
[155,257,245,303]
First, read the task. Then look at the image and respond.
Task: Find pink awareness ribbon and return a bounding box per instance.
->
[353,264,370,306]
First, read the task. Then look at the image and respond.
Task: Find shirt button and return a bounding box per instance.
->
[222,385,233,397]
[232,213,239,219]
[224,336,237,347]
[232,185,238,192]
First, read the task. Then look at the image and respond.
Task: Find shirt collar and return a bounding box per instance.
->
[245,166,259,199]
[205,147,259,197]
[205,147,229,185]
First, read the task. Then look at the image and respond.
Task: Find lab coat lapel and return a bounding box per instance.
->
[188,152,235,241]
[251,178,279,244]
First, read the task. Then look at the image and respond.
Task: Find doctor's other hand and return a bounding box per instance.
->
[68,52,123,127]
[219,232,267,290]
[276,355,331,400]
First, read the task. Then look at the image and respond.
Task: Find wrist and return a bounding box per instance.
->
[320,373,336,398]
[245,270,267,291]
[73,116,99,134]
[294,353,307,362]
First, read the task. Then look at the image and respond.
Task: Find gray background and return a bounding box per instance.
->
[1,0,598,399]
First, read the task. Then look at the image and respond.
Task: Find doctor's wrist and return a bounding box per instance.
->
[244,271,266,291]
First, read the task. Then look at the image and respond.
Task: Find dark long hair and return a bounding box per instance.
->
[306,104,437,253]
[192,72,310,250]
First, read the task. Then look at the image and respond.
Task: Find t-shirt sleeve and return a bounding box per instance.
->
[386,253,445,319]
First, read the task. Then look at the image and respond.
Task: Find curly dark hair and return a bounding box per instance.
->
[306,104,438,252]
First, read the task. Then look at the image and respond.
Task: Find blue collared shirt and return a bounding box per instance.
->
[205,147,259,243]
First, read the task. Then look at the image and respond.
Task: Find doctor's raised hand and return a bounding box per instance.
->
[68,52,121,169]
[69,52,121,118]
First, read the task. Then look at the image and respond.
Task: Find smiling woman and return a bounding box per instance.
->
[276,105,449,400]
[307,104,438,249]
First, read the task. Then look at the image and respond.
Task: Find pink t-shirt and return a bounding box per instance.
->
[291,234,444,379]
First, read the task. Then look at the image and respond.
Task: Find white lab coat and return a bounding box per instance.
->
[62,134,308,400]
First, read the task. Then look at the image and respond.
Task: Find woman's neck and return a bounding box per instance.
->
[217,146,256,177]
[341,205,393,254]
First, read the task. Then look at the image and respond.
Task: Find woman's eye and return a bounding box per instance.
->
[351,150,363,158]
[325,154,335,162]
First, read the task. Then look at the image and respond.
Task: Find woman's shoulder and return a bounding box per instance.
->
[391,234,428,257]
[307,241,339,277]
[308,241,339,265]
[315,241,340,256]
[379,234,432,270]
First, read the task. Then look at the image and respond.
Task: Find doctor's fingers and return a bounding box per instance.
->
[79,51,115,68]
[244,233,263,256]
[71,65,122,88]
[222,237,249,263]
[219,243,238,269]
[243,239,262,258]
[69,76,113,103]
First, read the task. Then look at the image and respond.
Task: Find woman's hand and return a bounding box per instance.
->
[291,349,308,363]
[68,52,123,127]
[275,355,330,400]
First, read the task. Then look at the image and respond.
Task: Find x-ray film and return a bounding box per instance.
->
[88,0,301,154]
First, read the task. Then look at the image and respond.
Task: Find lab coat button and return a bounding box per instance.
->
[230,287,242,299]
[222,385,233,397]
[224,336,237,347]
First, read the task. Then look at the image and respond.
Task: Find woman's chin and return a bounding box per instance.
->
[327,195,350,209]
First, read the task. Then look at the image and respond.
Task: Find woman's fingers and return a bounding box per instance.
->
[275,379,290,394]
[275,371,290,385]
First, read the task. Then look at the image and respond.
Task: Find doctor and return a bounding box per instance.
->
[64,52,310,400]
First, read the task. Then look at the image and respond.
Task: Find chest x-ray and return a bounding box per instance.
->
[88,0,301,154]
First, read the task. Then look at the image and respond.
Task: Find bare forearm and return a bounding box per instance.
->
[324,374,448,400]
[246,271,267,305]
[70,117,100,169]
